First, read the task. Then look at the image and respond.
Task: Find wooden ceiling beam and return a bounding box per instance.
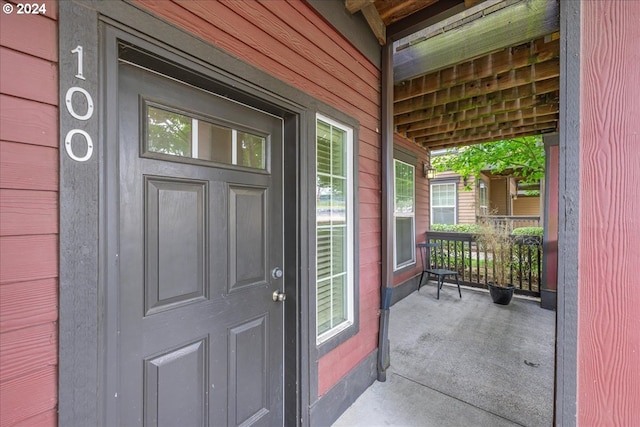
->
[406,113,558,139]
[397,101,558,134]
[464,0,484,7]
[345,0,374,13]
[361,3,386,45]
[378,1,415,22]
[396,98,559,135]
[404,107,558,138]
[414,122,557,145]
[414,118,558,144]
[418,127,557,151]
[345,0,386,44]
[394,59,559,114]
[394,37,559,102]
[395,76,560,121]
[398,103,558,134]
[393,0,559,81]
[396,94,546,126]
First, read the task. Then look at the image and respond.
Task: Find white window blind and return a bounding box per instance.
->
[394,159,415,269]
[431,182,457,224]
[316,116,354,342]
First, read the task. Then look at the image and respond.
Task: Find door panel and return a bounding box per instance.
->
[117,62,284,426]
[144,338,207,427]
[145,177,207,314]
[228,316,269,426]
[229,185,267,291]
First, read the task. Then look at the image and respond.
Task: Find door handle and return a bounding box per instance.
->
[272,290,286,302]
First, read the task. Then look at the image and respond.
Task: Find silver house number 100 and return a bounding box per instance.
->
[65,45,94,162]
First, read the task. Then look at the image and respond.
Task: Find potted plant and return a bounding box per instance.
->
[475,223,515,305]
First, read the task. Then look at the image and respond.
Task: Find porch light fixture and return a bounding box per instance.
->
[424,161,436,179]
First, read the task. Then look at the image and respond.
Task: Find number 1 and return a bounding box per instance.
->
[71,45,85,80]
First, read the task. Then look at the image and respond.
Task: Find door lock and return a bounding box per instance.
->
[272,290,286,302]
[271,267,283,279]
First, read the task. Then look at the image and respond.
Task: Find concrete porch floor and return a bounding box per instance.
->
[332,282,555,427]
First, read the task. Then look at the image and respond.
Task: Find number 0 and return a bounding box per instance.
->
[65,129,94,162]
[65,87,94,121]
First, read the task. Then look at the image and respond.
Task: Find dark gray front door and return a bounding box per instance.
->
[116,61,284,426]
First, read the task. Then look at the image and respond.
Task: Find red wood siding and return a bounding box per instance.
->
[0,190,58,236]
[0,95,58,147]
[392,134,430,286]
[0,3,59,426]
[579,0,640,424]
[132,0,381,398]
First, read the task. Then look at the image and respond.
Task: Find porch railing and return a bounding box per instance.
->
[477,215,540,231]
[425,231,542,297]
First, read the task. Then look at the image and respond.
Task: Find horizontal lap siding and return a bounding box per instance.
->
[512,196,540,216]
[458,178,476,224]
[132,0,381,398]
[0,5,58,427]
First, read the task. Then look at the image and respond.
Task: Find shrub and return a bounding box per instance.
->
[430,223,481,234]
[512,226,543,237]
[474,224,514,287]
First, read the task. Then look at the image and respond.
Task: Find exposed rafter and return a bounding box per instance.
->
[395,37,560,102]
[416,124,557,151]
[345,0,561,150]
[393,29,559,149]
[345,0,385,44]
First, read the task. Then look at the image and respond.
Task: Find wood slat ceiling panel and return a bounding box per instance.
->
[394,31,560,149]
[347,0,561,149]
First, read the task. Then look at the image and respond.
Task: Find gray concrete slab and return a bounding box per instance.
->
[333,283,555,427]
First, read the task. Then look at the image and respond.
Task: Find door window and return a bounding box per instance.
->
[146,104,266,169]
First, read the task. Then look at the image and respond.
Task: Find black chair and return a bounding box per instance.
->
[417,242,462,299]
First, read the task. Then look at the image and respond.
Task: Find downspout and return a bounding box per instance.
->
[377,40,394,382]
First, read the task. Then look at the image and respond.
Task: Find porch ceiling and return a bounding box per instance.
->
[346,0,560,151]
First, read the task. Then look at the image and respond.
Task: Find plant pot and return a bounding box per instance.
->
[487,283,515,305]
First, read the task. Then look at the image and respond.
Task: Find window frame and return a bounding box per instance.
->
[314,113,356,346]
[478,180,489,216]
[393,158,416,270]
[430,180,458,225]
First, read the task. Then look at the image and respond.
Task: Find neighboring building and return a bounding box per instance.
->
[429,169,541,226]
[0,1,638,426]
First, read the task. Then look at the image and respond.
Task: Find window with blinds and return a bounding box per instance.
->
[431,182,457,224]
[394,159,415,269]
[316,115,354,343]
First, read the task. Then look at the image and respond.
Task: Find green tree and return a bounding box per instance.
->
[147,107,192,156]
[431,135,545,187]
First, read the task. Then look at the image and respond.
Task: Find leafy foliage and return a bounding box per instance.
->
[430,223,481,233]
[431,136,545,185]
[474,223,515,287]
[147,107,192,156]
[512,226,544,237]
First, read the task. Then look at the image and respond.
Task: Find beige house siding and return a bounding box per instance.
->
[458,176,476,224]
[432,171,541,224]
[489,176,509,215]
[513,196,541,216]
[430,171,476,224]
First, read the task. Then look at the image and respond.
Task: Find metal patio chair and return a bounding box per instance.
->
[417,242,462,299]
